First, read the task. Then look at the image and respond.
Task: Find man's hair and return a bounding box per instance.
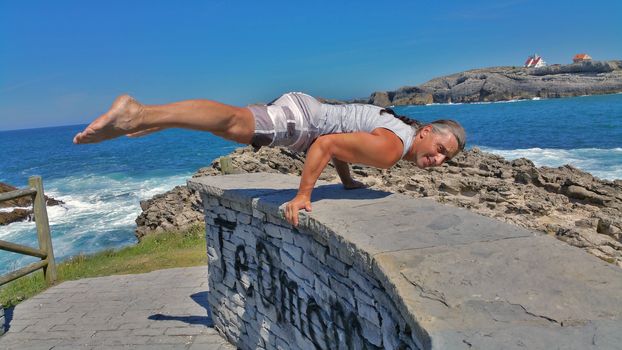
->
[427,119,466,152]
[380,108,466,155]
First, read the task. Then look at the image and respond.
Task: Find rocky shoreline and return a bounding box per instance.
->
[136,146,622,268]
[134,185,203,240]
[0,182,63,226]
[354,60,622,106]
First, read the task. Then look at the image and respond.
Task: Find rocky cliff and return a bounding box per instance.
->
[360,60,622,106]
[0,182,63,225]
[136,146,622,268]
[134,185,204,240]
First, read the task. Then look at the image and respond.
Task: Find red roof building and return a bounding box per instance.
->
[573,53,592,63]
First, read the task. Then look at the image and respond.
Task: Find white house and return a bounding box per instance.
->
[524,54,546,68]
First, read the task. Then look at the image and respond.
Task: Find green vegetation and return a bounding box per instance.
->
[0,224,207,307]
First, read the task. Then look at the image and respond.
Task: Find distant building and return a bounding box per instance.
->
[524,54,546,68]
[573,53,592,63]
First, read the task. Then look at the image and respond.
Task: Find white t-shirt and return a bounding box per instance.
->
[318,103,415,158]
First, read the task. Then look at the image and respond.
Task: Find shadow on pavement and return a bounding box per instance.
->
[148,291,214,327]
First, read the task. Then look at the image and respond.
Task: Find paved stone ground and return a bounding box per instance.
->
[0,266,235,350]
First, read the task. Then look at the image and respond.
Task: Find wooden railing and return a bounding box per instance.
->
[0,176,57,286]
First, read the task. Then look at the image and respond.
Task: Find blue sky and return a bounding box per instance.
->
[1,0,621,131]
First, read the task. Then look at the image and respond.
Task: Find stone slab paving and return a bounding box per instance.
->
[0,266,235,350]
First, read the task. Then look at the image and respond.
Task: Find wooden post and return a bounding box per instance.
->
[220,156,233,175]
[28,176,57,285]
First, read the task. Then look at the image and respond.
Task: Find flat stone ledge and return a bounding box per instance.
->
[189,173,622,349]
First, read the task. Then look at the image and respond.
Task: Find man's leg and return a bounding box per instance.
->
[73,95,255,144]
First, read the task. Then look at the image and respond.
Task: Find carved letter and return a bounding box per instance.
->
[256,242,275,306]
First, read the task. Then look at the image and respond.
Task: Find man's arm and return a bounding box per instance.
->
[332,158,366,189]
[284,129,403,225]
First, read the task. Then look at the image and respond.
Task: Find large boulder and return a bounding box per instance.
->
[0,209,31,226]
[134,185,204,240]
[369,91,392,107]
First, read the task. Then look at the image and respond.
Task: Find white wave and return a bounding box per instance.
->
[424,102,464,106]
[0,172,194,273]
[420,98,533,107]
[0,206,31,213]
[0,220,36,240]
[471,99,525,105]
[479,146,622,180]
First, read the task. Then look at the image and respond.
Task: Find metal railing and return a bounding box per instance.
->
[0,176,57,287]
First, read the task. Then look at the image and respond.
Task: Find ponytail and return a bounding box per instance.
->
[379,108,423,128]
[379,108,466,153]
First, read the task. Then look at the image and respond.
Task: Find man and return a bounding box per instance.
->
[74,92,465,225]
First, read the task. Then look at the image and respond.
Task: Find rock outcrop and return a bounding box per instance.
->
[358,60,622,106]
[0,182,63,226]
[134,185,204,240]
[137,146,622,267]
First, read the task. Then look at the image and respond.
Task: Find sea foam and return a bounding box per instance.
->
[480,147,622,180]
[0,172,192,274]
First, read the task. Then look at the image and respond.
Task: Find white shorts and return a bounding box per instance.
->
[247,92,323,153]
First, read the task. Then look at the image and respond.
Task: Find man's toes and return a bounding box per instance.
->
[73,128,96,144]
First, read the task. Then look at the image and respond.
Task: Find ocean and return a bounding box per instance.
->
[1,93,621,274]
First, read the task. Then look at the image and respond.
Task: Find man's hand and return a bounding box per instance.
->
[332,157,367,190]
[284,194,312,226]
[343,179,367,190]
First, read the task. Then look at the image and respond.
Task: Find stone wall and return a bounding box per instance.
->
[0,306,5,336]
[190,174,622,349]
[200,193,421,350]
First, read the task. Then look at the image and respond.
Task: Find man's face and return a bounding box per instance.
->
[411,126,459,168]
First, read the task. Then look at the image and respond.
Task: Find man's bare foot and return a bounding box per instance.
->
[73,95,144,144]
